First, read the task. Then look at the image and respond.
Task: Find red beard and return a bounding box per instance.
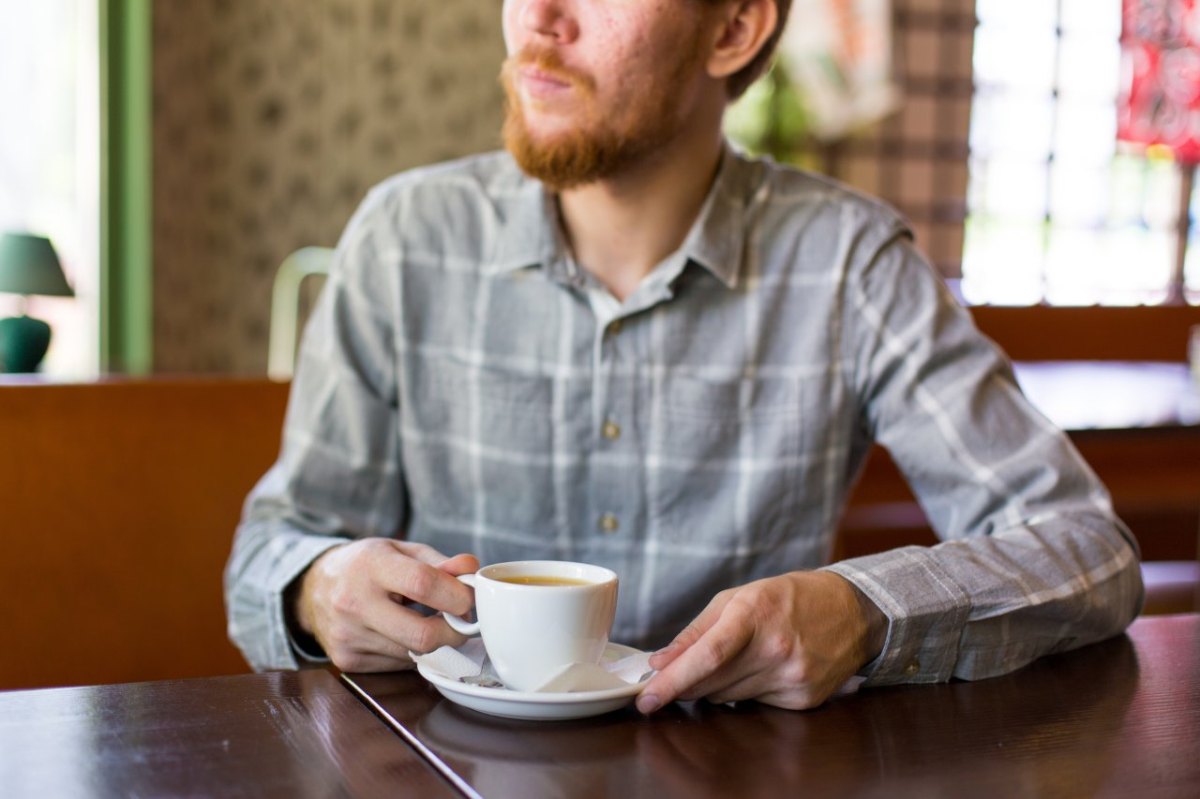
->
[500,43,702,190]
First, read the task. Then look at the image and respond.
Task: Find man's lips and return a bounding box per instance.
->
[518,66,574,96]
[523,66,571,85]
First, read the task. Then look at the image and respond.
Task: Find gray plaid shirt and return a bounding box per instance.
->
[226,147,1142,683]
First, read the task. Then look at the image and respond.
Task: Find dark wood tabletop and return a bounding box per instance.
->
[0,668,457,798]
[343,613,1200,799]
[2,617,1194,797]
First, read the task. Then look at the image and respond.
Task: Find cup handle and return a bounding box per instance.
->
[442,573,480,635]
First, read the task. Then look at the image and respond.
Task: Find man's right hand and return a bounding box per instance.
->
[294,539,479,672]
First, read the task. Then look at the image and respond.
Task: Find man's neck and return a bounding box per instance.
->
[556,127,725,303]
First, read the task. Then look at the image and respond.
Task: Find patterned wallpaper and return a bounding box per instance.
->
[151,0,977,374]
[152,0,506,373]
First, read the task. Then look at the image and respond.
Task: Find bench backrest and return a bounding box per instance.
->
[0,378,289,689]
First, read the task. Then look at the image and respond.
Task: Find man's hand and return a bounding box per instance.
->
[294,539,479,672]
[636,571,887,713]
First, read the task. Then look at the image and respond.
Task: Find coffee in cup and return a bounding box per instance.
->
[496,575,592,587]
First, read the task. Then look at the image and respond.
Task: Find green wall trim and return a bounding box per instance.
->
[100,0,152,374]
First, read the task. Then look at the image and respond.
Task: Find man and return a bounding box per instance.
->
[226,0,1142,714]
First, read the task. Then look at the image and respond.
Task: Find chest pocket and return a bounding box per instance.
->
[405,357,559,536]
[655,372,810,483]
[651,373,819,550]
[416,358,555,436]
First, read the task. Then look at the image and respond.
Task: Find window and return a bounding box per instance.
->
[964,0,1199,306]
[727,0,1200,313]
[0,0,100,376]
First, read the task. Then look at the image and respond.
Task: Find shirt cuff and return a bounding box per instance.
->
[287,628,331,664]
[823,546,971,685]
[266,535,346,670]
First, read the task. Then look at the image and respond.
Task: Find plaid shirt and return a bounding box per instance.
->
[226,147,1142,682]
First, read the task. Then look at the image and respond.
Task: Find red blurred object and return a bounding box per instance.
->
[1119,0,1200,162]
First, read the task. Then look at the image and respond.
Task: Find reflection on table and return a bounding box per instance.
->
[0,669,456,798]
[343,614,1200,799]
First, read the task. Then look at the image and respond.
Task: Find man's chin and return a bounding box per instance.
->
[507,153,598,192]
[505,129,590,190]
[514,116,581,148]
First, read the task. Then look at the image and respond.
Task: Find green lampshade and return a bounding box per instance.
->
[0,232,74,372]
[0,232,75,298]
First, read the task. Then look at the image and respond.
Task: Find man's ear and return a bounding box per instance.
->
[706,0,779,82]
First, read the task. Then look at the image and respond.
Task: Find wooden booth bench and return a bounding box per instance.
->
[0,378,288,690]
[2,371,1195,690]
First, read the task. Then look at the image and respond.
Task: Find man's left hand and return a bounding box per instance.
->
[636,571,887,713]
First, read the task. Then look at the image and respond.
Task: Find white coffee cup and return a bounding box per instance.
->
[443,560,618,692]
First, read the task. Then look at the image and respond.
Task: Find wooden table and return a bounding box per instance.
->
[3,617,1195,797]
[0,668,456,798]
[343,614,1200,799]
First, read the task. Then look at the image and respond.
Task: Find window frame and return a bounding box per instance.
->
[99,0,152,374]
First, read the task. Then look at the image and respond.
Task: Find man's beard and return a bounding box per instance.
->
[499,47,700,191]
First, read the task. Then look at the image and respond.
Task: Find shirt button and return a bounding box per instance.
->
[904,659,920,676]
[607,319,623,336]
[602,420,621,440]
[598,513,620,534]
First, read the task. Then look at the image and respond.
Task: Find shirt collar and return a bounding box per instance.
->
[485,169,560,276]
[484,143,765,290]
[676,143,763,290]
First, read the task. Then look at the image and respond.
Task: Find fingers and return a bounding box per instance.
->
[637,609,753,714]
[304,538,482,672]
[324,625,412,673]
[702,673,820,710]
[326,623,423,674]
[395,541,480,576]
[372,543,477,616]
[649,590,733,671]
[637,573,878,715]
[365,593,470,654]
[321,591,470,670]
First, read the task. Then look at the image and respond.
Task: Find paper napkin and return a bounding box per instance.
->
[412,639,654,693]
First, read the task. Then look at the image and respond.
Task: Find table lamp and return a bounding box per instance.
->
[0,232,75,373]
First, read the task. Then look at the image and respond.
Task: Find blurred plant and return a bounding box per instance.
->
[724,58,817,169]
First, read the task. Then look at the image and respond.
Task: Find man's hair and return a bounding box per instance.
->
[701,0,793,99]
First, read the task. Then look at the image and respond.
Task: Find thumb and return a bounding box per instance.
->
[649,590,733,670]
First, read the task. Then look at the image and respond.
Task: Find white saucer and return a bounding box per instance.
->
[417,643,651,721]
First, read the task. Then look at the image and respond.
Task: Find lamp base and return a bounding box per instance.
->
[0,315,52,373]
